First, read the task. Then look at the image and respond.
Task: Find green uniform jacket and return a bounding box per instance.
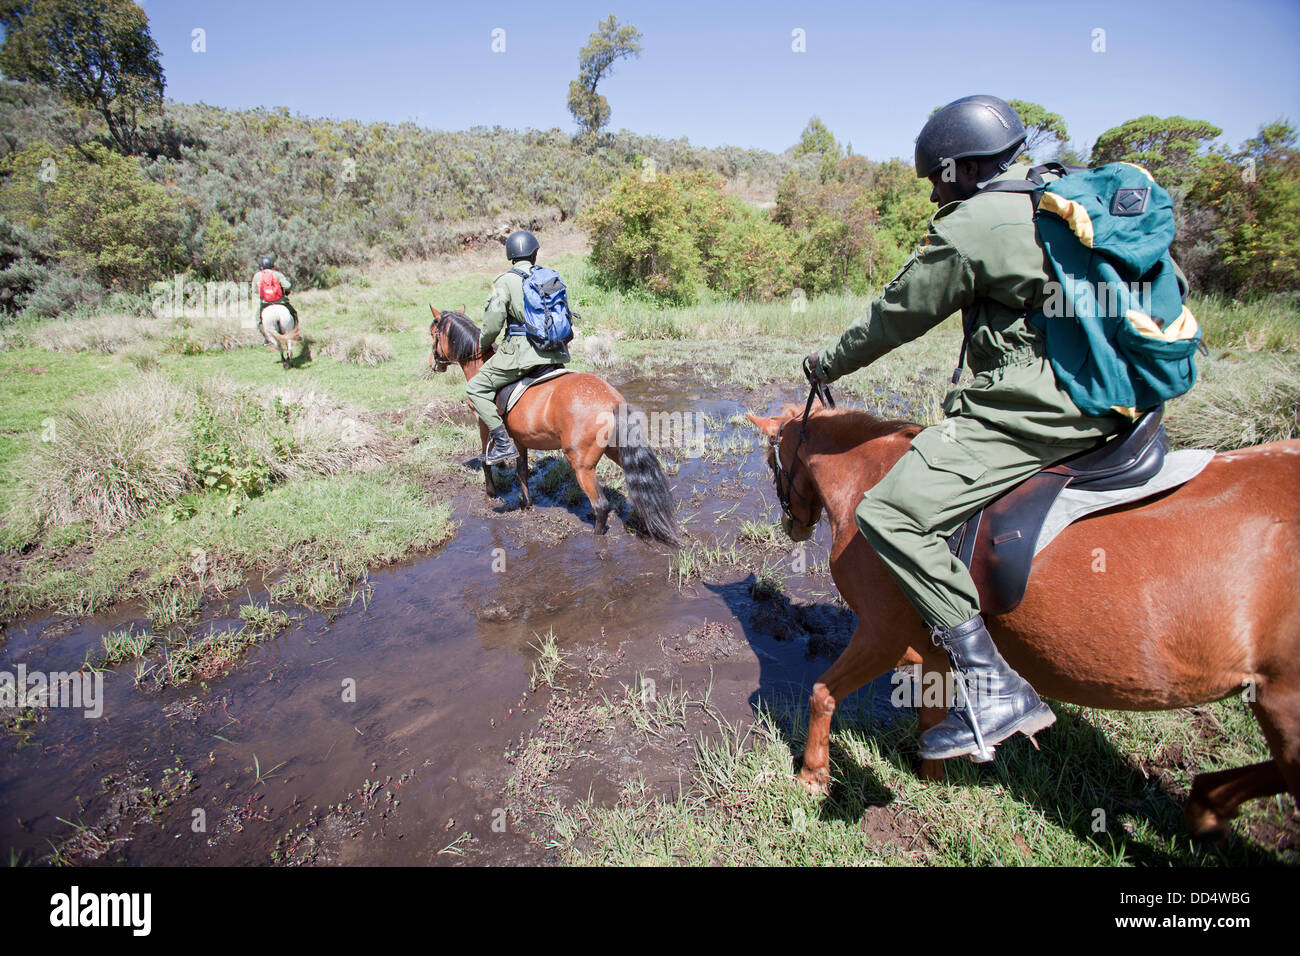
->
[481,262,570,370]
[817,164,1120,447]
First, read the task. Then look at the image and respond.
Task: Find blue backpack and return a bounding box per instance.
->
[509,266,575,353]
[979,162,1202,419]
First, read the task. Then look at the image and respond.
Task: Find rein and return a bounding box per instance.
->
[772,361,835,529]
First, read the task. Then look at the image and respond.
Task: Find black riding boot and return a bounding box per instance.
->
[918,614,1056,762]
[484,425,518,465]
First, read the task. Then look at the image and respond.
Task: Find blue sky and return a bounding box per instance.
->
[135,0,1299,160]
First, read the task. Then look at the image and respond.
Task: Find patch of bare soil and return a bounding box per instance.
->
[858,804,937,862]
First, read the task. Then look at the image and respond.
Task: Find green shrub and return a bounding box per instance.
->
[584,169,794,304]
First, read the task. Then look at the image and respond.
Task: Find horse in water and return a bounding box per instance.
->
[745,402,1300,838]
[261,303,302,368]
[429,307,679,545]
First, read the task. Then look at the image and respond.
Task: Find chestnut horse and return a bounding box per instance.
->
[746,402,1300,838]
[429,307,679,544]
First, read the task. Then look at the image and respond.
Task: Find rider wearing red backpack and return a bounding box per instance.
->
[251,254,298,344]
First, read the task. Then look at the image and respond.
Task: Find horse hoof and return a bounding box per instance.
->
[1184,802,1231,842]
[797,767,830,796]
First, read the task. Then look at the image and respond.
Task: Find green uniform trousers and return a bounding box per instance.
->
[465,341,542,431]
[854,410,1101,631]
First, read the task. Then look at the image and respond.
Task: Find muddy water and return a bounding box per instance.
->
[0,374,892,865]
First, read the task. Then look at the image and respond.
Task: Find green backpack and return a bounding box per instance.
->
[981,162,1202,419]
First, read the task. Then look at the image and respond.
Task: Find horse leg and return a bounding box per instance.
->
[1186,676,1300,838]
[566,445,609,535]
[916,642,951,782]
[479,421,496,499]
[798,623,910,795]
[517,448,531,509]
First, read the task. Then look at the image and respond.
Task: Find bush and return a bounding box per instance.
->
[0,142,190,290]
[21,373,194,533]
[583,169,793,304]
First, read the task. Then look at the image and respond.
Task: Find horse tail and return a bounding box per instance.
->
[612,403,679,546]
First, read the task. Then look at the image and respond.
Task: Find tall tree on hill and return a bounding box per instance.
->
[567,14,642,139]
[0,0,164,156]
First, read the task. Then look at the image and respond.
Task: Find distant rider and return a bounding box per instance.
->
[466,230,570,465]
[252,254,298,345]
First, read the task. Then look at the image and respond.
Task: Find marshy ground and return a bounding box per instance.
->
[2,239,1297,866]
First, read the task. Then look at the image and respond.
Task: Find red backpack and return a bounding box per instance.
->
[258,270,283,302]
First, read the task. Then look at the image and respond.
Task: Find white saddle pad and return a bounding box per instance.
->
[1035,449,1215,556]
[504,367,573,414]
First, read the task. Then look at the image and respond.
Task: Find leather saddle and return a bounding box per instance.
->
[946,406,1169,616]
[494,365,566,418]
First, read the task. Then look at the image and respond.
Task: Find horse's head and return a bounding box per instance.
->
[428,304,475,372]
[745,404,825,542]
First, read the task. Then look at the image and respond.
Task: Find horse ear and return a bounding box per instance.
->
[744,412,780,438]
[430,306,441,319]
[461,304,467,315]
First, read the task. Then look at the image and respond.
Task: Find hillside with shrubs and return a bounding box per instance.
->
[2,73,1298,324]
[0,78,815,318]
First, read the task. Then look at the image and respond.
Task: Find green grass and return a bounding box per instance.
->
[543,693,1290,867]
[3,472,455,619]
[3,251,1293,626]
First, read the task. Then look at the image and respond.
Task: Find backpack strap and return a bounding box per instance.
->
[951,164,1078,381]
[506,267,531,336]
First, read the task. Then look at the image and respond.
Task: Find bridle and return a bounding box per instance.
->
[429,307,486,372]
[770,361,834,532]
[429,314,451,372]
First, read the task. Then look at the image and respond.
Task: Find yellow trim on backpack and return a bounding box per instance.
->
[1117,161,1155,182]
[1039,192,1095,248]
[1125,306,1199,341]
[1110,405,1140,421]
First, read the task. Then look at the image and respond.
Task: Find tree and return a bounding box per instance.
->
[792,116,841,160]
[1090,115,1221,185]
[1007,99,1068,162]
[0,141,188,288]
[567,14,642,139]
[0,0,164,155]
[1187,121,1300,295]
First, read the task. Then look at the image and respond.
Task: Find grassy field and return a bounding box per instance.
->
[2,241,1295,623]
[2,242,1297,865]
[535,683,1291,866]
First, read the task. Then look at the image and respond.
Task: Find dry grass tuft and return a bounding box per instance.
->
[22,373,195,532]
[322,333,393,366]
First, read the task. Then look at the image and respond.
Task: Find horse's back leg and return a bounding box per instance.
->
[517,448,531,509]
[566,441,610,534]
[799,623,911,794]
[1187,675,1300,838]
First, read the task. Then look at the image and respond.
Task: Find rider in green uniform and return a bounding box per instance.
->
[806,96,1124,762]
[466,230,571,465]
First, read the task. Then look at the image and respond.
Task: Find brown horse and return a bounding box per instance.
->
[429,307,679,544]
[745,402,1300,838]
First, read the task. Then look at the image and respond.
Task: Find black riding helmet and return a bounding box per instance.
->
[505,230,539,261]
[914,95,1027,178]
[260,254,275,269]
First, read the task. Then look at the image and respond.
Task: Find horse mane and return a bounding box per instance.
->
[436,310,482,362]
[808,406,921,445]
